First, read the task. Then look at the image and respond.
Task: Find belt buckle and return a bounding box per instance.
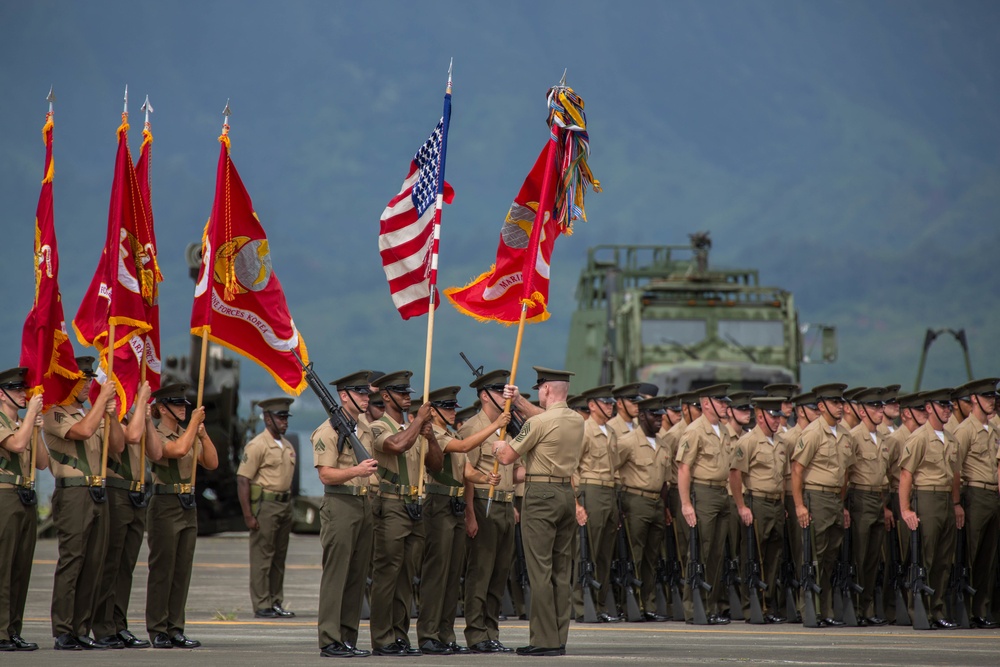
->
[359,486,367,496]
[179,483,193,494]
[409,486,419,496]
[88,475,105,488]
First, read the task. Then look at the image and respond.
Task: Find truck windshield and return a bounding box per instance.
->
[641,319,706,347]
[717,320,784,347]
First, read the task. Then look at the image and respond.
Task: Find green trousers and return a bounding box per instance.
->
[578,484,618,616]
[318,493,372,648]
[51,486,109,637]
[370,496,424,648]
[913,490,955,621]
[803,489,845,620]
[747,495,784,617]
[249,498,292,611]
[683,484,729,620]
[93,488,146,638]
[622,493,665,613]
[848,489,885,617]
[0,489,36,640]
[522,482,575,649]
[145,493,197,638]
[464,497,515,645]
[417,494,464,645]
[963,486,1000,619]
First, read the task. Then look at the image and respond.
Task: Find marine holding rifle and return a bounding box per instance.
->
[311,370,379,658]
[898,388,963,629]
[237,397,297,620]
[730,396,789,624]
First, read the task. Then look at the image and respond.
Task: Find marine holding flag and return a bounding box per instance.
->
[190,128,308,396]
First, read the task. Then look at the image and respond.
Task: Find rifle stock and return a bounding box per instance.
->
[907,498,934,631]
[949,525,975,629]
[800,497,821,628]
[664,522,686,621]
[744,496,766,624]
[579,524,602,623]
[615,500,643,621]
[687,491,711,625]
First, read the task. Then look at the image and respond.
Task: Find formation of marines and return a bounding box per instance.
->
[3,355,999,656]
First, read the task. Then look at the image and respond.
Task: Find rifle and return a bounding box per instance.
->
[874,559,886,621]
[948,525,975,629]
[459,352,524,439]
[612,499,644,621]
[780,521,800,622]
[743,496,767,624]
[888,519,910,626]
[800,497,822,628]
[663,520,686,621]
[513,521,531,619]
[723,537,744,621]
[578,524,602,623]
[907,496,934,630]
[687,491,712,625]
[300,361,372,461]
[832,514,862,626]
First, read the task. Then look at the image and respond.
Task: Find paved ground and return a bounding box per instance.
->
[9,534,999,666]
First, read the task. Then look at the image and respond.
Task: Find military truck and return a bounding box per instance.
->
[565,232,837,394]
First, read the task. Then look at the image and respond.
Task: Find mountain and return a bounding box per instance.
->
[1,0,998,409]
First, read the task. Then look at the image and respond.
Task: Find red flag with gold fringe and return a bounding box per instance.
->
[20,106,85,407]
[73,113,152,417]
[445,84,599,325]
[190,132,309,395]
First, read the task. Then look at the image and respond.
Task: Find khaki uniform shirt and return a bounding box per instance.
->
[238,430,296,492]
[777,423,804,490]
[617,427,669,493]
[848,423,889,488]
[883,424,912,492]
[43,405,104,479]
[676,415,732,484]
[311,418,375,489]
[426,423,466,486]
[509,401,584,478]
[0,413,29,488]
[462,410,521,492]
[791,418,853,488]
[576,418,618,484]
[662,419,686,486]
[953,415,999,486]
[731,426,785,496]
[944,413,963,438]
[370,414,424,490]
[876,422,896,439]
[606,413,634,440]
[151,422,194,485]
[900,423,959,488]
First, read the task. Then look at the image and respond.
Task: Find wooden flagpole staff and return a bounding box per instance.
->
[137,95,153,491]
[487,85,564,513]
[416,61,454,505]
[192,101,230,490]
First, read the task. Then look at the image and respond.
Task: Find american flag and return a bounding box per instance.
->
[378,94,454,320]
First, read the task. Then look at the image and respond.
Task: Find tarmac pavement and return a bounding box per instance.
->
[10,533,999,666]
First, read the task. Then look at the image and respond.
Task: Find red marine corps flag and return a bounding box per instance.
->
[445,81,600,325]
[190,106,309,395]
[20,88,85,407]
[73,88,153,417]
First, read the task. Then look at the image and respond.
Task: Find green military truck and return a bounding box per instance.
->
[565,232,837,394]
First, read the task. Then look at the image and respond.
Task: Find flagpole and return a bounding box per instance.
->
[193,102,230,488]
[29,86,56,489]
[99,85,129,486]
[137,95,153,489]
[416,61,453,504]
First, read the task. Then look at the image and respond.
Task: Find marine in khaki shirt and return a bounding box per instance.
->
[947,378,1000,627]
[606,383,643,440]
[236,397,297,619]
[311,370,379,658]
[898,389,964,627]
